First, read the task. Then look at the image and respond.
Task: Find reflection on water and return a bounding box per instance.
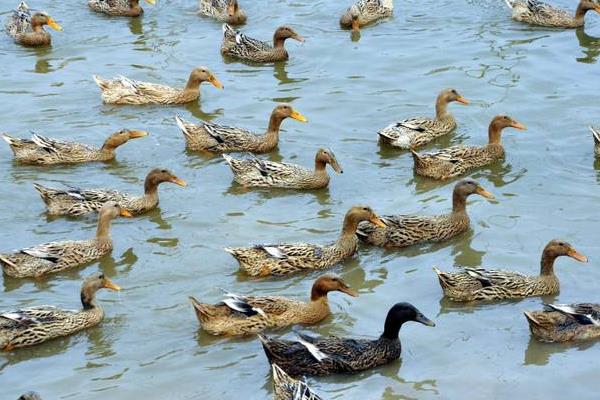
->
[523,335,597,366]
[575,27,600,64]
[128,17,144,36]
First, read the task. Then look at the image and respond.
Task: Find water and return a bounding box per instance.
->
[1,0,599,398]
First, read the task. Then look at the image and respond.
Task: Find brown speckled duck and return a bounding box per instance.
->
[340,0,393,32]
[225,205,385,277]
[88,0,155,17]
[199,0,246,25]
[0,273,120,351]
[258,302,434,377]
[357,180,494,248]
[590,126,600,156]
[5,2,62,47]
[0,202,131,278]
[2,129,148,165]
[433,240,588,302]
[525,303,600,342]
[176,104,307,153]
[505,0,600,28]
[189,274,357,336]
[221,24,304,63]
[93,67,222,105]
[411,115,526,180]
[272,364,323,400]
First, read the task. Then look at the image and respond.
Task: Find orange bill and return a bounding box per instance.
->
[511,121,527,130]
[370,215,386,228]
[290,109,308,122]
[209,76,223,89]
[129,130,149,139]
[456,96,470,105]
[145,0,156,4]
[103,278,122,291]
[171,176,187,187]
[120,209,133,218]
[47,17,62,31]
[475,186,495,200]
[568,248,588,263]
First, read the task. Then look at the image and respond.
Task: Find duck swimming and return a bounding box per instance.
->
[5,1,62,47]
[340,0,393,32]
[505,0,600,28]
[525,303,600,342]
[272,364,323,400]
[221,24,304,63]
[590,126,600,156]
[199,0,246,25]
[88,0,155,17]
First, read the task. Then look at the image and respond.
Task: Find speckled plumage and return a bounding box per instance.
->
[357,180,494,248]
[340,0,393,29]
[525,303,600,342]
[88,0,155,17]
[225,206,385,277]
[272,364,323,400]
[222,148,342,189]
[199,0,246,24]
[221,24,304,63]
[5,2,62,46]
[505,0,600,28]
[259,303,434,377]
[590,126,600,157]
[433,240,588,302]
[411,115,526,180]
[378,89,469,149]
[0,273,120,351]
[2,130,147,165]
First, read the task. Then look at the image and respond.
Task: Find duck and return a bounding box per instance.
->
[272,364,323,400]
[176,104,307,153]
[411,115,526,180]
[524,303,600,342]
[0,202,131,279]
[5,1,62,47]
[33,168,187,216]
[2,129,148,165]
[504,0,600,28]
[199,0,246,25]
[590,126,600,157]
[433,239,588,302]
[258,302,435,376]
[340,0,393,32]
[221,24,304,63]
[88,0,155,17]
[18,393,42,400]
[357,180,494,248]
[222,148,343,189]
[378,88,470,149]
[190,274,357,336]
[0,272,120,351]
[225,205,385,277]
[93,67,222,105]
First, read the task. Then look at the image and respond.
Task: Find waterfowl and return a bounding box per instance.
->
[88,0,155,17]
[590,126,600,157]
[525,303,600,342]
[18,393,42,400]
[378,89,469,149]
[505,0,600,28]
[221,24,304,63]
[411,115,526,180]
[340,0,393,32]
[272,364,323,400]
[5,2,62,47]
[93,67,222,105]
[33,168,186,216]
[199,0,246,25]
[176,104,307,153]
[190,274,357,336]
[433,239,588,302]
[222,148,343,189]
[258,302,435,376]
[0,273,120,351]
[225,205,385,277]
[2,129,148,165]
[357,180,494,248]
[0,202,131,279]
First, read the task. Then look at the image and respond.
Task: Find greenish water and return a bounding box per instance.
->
[1,0,600,399]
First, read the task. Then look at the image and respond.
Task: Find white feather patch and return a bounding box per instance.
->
[297,336,328,362]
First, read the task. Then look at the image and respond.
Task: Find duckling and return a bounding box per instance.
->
[0,202,131,278]
[378,89,469,149]
[2,129,148,165]
[340,0,393,32]
[0,273,120,351]
[190,274,357,336]
[590,126,600,157]
[5,2,62,47]
[93,67,222,105]
[505,0,600,28]
[176,104,307,153]
[411,115,526,180]
[222,148,343,189]
[525,303,600,342]
[199,0,246,25]
[88,0,155,17]
[258,302,435,376]
[33,168,186,216]
[433,239,588,302]
[221,24,304,63]
[272,364,323,400]
[225,205,385,277]
[357,180,494,248]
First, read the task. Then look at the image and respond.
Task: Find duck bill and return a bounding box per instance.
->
[351,18,360,33]
[456,96,469,105]
[145,0,156,4]
[567,249,588,263]
[370,215,386,228]
[595,6,600,14]
[292,33,305,43]
[128,130,149,139]
[171,177,187,187]
[209,76,223,89]
[475,186,495,199]
[511,121,527,131]
[102,278,122,291]
[290,110,308,123]
[47,18,62,32]
[120,209,133,218]
[416,314,435,327]
[339,286,359,297]
[331,160,343,174]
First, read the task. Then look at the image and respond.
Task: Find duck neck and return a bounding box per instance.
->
[540,252,558,276]
[143,178,160,204]
[273,34,287,48]
[80,286,99,310]
[96,215,113,243]
[575,3,589,21]
[310,286,330,302]
[452,191,468,213]
[184,76,201,93]
[266,113,285,138]
[314,159,328,175]
[381,318,403,340]
[435,96,451,120]
[488,123,504,146]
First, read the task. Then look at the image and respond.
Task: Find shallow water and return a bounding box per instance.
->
[1,0,600,399]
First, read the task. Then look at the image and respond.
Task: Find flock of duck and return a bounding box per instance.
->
[2,0,600,399]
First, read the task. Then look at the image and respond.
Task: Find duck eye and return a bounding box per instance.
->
[99,274,105,279]
[161,169,167,173]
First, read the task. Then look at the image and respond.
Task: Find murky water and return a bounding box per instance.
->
[1,0,599,399]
